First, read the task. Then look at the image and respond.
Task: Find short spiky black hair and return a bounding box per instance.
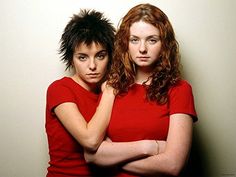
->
[59,9,115,70]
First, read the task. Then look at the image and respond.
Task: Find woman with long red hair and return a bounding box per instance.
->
[85,3,198,176]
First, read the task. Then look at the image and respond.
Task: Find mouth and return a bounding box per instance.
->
[87,73,99,75]
[87,73,100,78]
[137,56,149,61]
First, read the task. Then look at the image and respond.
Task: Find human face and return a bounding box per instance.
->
[72,42,109,91]
[129,21,161,72]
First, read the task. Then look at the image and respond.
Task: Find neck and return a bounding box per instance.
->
[135,67,153,85]
[71,75,99,93]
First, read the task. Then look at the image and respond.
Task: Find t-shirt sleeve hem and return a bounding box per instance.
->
[170,111,198,122]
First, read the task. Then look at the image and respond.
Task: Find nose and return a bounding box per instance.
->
[139,41,147,54]
[89,59,96,71]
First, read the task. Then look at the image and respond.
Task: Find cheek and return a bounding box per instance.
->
[128,45,135,52]
[99,60,109,71]
[128,47,136,59]
[73,62,85,74]
[151,46,161,58]
[75,67,84,75]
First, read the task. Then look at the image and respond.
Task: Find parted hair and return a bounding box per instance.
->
[59,9,115,70]
[107,3,181,104]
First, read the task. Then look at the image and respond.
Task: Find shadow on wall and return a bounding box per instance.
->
[181,127,209,177]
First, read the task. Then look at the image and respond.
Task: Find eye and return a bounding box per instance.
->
[129,37,139,44]
[96,54,105,60]
[147,37,160,44]
[76,55,87,61]
[96,51,108,60]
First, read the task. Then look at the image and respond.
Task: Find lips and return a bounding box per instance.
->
[87,73,99,78]
[137,56,149,61]
[87,73,99,75]
[137,56,149,58]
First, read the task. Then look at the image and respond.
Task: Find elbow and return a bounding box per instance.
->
[84,140,100,152]
[83,137,101,152]
[165,160,183,176]
[83,142,100,164]
[160,150,188,176]
[168,167,181,176]
[82,131,106,152]
[84,152,95,163]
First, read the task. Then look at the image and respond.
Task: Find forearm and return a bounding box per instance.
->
[122,114,193,176]
[55,87,115,152]
[122,152,183,176]
[84,139,158,167]
[86,89,115,151]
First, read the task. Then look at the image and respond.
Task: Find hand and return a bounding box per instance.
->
[101,81,107,92]
[101,81,115,94]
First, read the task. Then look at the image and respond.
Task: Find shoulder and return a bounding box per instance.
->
[168,80,197,121]
[47,77,70,90]
[168,80,195,101]
[46,77,78,102]
[174,80,192,89]
[47,77,74,96]
[169,80,193,94]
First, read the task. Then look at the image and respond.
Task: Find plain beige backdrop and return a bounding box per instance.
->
[0,0,235,176]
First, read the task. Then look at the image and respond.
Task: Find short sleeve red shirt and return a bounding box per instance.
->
[106,80,197,177]
[45,77,100,177]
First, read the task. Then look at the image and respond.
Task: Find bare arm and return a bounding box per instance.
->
[122,114,193,176]
[84,138,166,167]
[54,85,115,152]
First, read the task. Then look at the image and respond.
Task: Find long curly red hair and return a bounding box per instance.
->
[107,3,181,104]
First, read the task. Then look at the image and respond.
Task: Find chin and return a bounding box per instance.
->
[138,64,150,67]
[87,79,101,84]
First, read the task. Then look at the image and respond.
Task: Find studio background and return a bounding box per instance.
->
[0,0,235,176]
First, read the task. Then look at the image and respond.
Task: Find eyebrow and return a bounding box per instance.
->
[97,50,107,53]
[130,35,160,38]
[74,50,107,56]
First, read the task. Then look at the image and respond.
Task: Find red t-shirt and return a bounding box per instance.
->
[45,77,100,177]
[106,80,197,177]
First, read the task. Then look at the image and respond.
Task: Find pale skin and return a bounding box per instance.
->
[84,21,193,176]
[54,42,115,152]
[84,138,166,167]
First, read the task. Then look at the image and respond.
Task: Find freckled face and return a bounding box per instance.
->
[129,21,162,71]
[72,42,109,90]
